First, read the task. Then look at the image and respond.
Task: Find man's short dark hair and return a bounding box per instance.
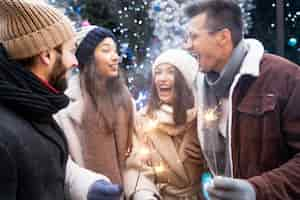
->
[184,0,243,46]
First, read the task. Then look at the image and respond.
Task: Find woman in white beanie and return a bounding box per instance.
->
[124,49,207,200]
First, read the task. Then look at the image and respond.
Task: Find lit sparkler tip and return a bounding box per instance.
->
[139,147,150,156]
[145,119,158,131]
[154,163,165,173]
[203,108,218,122]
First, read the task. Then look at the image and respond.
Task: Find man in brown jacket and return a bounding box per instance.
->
[184,0,300,199]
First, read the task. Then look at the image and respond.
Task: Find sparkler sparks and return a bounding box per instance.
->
[145,119,158,131]
[154,162,165,174]
[203,107,219,123]
[134,141,165,192]
[139,146,150,156]
[137,141,165,174]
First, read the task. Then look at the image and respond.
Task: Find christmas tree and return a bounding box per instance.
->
[283,0,300,64]
[250,0,300,65]
[47,0,258,109]
[48,0,84,28]
[148,0,255,52]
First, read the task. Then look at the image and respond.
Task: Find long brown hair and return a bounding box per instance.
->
[147,67,194,125]
[80,57,134,134]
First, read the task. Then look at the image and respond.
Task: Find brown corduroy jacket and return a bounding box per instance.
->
[196,38,300,199]
[209,53,300,200]
[232,54,300,200]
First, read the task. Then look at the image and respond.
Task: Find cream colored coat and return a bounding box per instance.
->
[55,75,133,185]
[54,76,111,200]
[55,75,85,166]
[124,105,207,200]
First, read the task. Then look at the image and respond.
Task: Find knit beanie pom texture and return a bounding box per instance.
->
[0,0,75,59]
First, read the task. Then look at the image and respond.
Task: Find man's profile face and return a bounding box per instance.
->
[49,39,78,91]
[185,13,227,73]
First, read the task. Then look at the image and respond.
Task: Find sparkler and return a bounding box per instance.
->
[134,118,165,193]
[201,101,230,199]
[153,161,165,174]
[203,105,221,176]
[201,105,221,200]
[144,119,159,132]
[136,144,166,173]
[139,146,150,158]
[134,144,166,193]
[203,106,219,124]
[203,103,223,167]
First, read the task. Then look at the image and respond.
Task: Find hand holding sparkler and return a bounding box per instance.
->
[133,142,166,196]
[206,177,256,200]
[202,105,221,177]
[153,162,165,174]
[132,117,166,196]
[203,106,219,125]
[143,119,159,132]
[137,143,152,165]
[133,118,159,166]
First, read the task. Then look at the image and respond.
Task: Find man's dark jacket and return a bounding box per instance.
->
[0,45,69,200]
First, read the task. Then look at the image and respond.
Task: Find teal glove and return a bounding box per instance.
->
[207,176,256,200]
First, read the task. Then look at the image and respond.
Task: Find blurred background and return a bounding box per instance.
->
[47,0,300,109]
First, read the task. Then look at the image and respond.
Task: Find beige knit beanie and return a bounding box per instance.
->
[153,48,199,90]
[0,0,75,59]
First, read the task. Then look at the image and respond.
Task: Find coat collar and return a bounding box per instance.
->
[155,104,196,125]
[66,98,84,123]
[238,39,264,77]
[63,75,84,123]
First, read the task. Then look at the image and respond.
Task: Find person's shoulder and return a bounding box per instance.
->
[65,74,82,102]
[261,53,300,75]
[55,98,83,126]
[0,104,23,152]
[0,103,24,127]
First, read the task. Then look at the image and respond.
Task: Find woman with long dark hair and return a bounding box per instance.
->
[124,49,207,200]
[56,26,134,186]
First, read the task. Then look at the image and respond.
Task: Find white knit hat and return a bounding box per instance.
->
[152,48,199,90]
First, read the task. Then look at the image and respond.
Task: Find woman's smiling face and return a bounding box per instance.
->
[154,63,175,105]
[94,37,120,78]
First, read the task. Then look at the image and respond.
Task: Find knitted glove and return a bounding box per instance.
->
[207,176,256,200]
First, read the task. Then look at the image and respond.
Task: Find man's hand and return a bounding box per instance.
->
[87,180,123,200]
[207,176,256,200]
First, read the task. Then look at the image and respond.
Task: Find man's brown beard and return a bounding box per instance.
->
[48,52,68,92]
